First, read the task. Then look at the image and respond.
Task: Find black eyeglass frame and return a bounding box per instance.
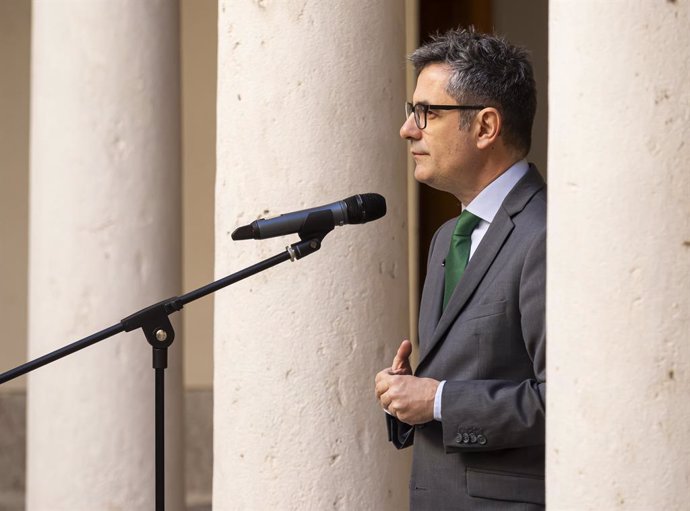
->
[405,101,486,130]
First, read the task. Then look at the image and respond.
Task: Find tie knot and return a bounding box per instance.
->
[453,210,481,237]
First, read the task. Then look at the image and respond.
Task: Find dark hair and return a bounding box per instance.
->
[410,27,537,155]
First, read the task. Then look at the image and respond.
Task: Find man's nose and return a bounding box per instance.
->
[400,114,421,140]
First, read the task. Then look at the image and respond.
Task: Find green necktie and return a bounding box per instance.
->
[443,210,481,309]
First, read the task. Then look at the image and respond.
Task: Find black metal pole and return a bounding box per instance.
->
[156,365,165,511]
[0,323,125,385]
[175,250,292,306]
[0,236,327,511]
[173,236,324,308]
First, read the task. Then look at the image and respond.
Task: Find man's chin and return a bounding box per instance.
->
[413,166,431,185]
[414,169,455,196]
[414,168,440,190]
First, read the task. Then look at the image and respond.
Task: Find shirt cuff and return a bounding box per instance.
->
[433,380,446,421]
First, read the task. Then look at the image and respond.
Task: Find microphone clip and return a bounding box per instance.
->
[297,210,335,242]
[284,210,335,262]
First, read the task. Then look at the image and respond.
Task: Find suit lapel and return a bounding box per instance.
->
[417,223,451,347]
[417,212,514,366]
[416,165,545,369]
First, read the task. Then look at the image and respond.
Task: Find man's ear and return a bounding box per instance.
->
[475,108,501,149]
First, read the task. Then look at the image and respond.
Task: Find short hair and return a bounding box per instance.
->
[410,27,537,155]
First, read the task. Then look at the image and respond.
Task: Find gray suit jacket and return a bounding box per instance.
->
[388,165,546,510]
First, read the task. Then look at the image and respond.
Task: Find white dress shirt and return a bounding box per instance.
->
[433,159,530,421]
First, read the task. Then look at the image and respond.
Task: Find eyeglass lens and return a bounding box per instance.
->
[405,102,426,129]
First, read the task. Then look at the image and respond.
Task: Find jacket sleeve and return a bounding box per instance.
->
[440,229,546,452]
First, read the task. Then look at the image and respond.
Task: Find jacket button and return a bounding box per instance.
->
[477,435,487,445]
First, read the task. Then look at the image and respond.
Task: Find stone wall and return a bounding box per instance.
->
[0,389,213,511]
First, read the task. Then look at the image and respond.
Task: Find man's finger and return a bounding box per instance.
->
[375,376,389,400]
[392,339,413,372]
[375,368,393,387]
[380,392,392,409]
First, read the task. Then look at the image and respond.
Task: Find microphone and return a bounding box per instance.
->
[231,193,386,240]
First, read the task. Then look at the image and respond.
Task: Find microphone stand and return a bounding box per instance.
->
[0,217,334,511]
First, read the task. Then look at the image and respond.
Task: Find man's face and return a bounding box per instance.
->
[400,63,476,196]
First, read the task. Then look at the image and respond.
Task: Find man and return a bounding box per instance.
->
[375,28,546,510]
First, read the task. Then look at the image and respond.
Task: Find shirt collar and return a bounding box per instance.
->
[465,159,529,223]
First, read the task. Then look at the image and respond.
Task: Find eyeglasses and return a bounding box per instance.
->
[405,101,486,130]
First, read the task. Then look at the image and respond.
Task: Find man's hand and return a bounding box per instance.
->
[375,339,439,425]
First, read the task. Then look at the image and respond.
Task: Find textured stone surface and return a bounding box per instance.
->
[0,391,26,511]
[547,1,690,509]
[185,389,213,510]
[0,0,30,394]
[28,1,183,509]
[0,389,212,511]
[214,0,411,509]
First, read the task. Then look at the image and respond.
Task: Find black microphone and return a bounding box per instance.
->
[231,193,386,240]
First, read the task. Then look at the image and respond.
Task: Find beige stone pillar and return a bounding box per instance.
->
[215,1,410,509]
[28,1,183,509]
[547,2,690,509]
[0,0,30,394]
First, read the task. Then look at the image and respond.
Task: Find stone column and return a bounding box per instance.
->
[215,1,410,509]
[547,1,690,509]
[28,1,183,509]
[0,0,30,395]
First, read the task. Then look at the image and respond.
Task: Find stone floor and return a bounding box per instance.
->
[0,388,213,510]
